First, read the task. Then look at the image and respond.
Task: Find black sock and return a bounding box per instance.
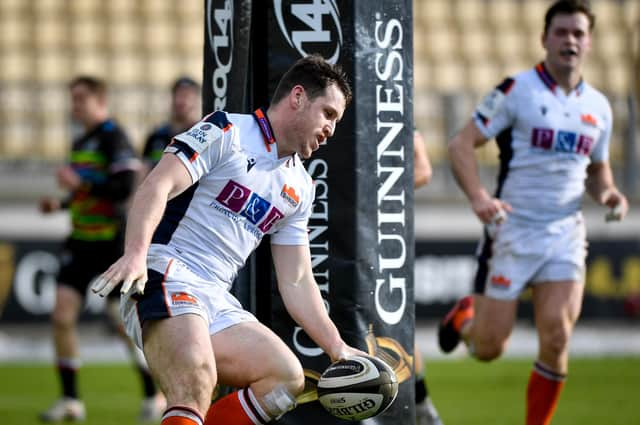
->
[58,364,78,399]
[138,367,157,397]
[415,374,428,403]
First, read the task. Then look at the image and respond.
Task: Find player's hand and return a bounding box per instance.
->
[39,197,60,214]
[56,166,82,191]
[91,252,148,297]
[603,190,629,222]
[470,193,512,224]
[329,342,368,363]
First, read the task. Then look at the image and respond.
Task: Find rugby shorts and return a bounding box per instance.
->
[475,212,587,300]
[57,238,123,300]
[121,254,258,349]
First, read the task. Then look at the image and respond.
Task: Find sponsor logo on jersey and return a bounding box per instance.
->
[281,184,300,207]
[273,0,343,64]
[215,180,284,233]
[490,274,511,287]
[171,292,198,305]
[531,128,594,156]
[581,113,598,127]
[185,125,211,145]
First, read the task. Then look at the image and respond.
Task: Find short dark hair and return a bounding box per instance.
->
[544,0,595,35]
[172,76,200,94]
[271,54,352,106]
[69,76,108,99]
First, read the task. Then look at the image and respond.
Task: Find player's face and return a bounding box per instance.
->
[70,84,105,126]
[542,12,592,73]
[294,84,345,160]
[172,86,200,123]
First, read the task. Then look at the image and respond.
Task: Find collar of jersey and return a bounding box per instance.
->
[535,62,585,96]
[251,107,297,168]
[252,107,277,152]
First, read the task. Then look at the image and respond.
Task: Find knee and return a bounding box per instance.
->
[540,321,571,358]
[473,335,507,361]
[51,303,76,329]
[275,360,305,397]
[167,352,216,408]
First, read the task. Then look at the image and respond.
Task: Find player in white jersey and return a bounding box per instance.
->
[437,2,629,425]
[91,55,364,425]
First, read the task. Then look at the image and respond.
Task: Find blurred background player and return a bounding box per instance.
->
[412,129,443,425]
[38,76,165,423]
[142,77,201,174]
[437,1,629,425]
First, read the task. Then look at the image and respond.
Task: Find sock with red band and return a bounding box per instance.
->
[205,388,271,425]
[526,361,566,425]
[161,406,203,425]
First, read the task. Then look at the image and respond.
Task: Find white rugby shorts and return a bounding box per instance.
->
[121,254,258,349]
[476,212,587,300]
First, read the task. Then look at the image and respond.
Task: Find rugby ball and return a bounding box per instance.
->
[317,354,398,421]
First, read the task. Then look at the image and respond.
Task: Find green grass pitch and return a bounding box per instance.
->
[425,357,640,425]
[0,357,638,424]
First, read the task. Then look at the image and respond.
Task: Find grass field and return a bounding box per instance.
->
[0,357,638,424]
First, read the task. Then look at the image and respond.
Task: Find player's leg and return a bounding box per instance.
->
[439,293,517,361]
[143,314,215,425]
[105,297,165,422]
[204,321,304,425]
[40,284,86,422]
[414,342,443,425]
[526,280,583,425]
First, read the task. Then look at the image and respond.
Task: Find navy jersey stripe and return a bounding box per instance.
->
[494,127,514,198]
[170,140,197,160]
[497,77,515,94]
[474,230,493,295]
[205,110,231,130]
[152,183,199,245]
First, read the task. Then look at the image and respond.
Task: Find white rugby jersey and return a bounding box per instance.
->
[474,62,612,222]
[148,108,314,286]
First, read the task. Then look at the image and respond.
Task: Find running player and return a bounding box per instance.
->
[91,54,365,425]
[142,77,201,173]
[39,76,165,422]
[437,2,628,424]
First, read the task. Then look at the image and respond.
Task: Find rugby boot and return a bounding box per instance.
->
[438,295,474,353]
[39,397,86,422]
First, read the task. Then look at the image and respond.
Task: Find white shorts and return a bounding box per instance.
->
[474,213,587,300]
[121,254,258,349]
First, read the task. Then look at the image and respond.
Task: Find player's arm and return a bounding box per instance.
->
[585,161,629,220]
[271,243,364,362]
[448,120,512,223]
[413,130,432,189]
[91,153,193,296]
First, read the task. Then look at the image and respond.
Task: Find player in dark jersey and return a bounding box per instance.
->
[142,77,201,173]
[39,76,164,422]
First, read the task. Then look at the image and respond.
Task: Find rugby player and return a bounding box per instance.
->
[39,76,165,422]
[91,55,365,425]
[437,2,628,424]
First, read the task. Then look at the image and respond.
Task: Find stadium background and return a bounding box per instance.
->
[0,1,638,423]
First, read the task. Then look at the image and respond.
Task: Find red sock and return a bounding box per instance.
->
[526,362,566,425]
[162,406,203,425]
[205,388,270,425]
